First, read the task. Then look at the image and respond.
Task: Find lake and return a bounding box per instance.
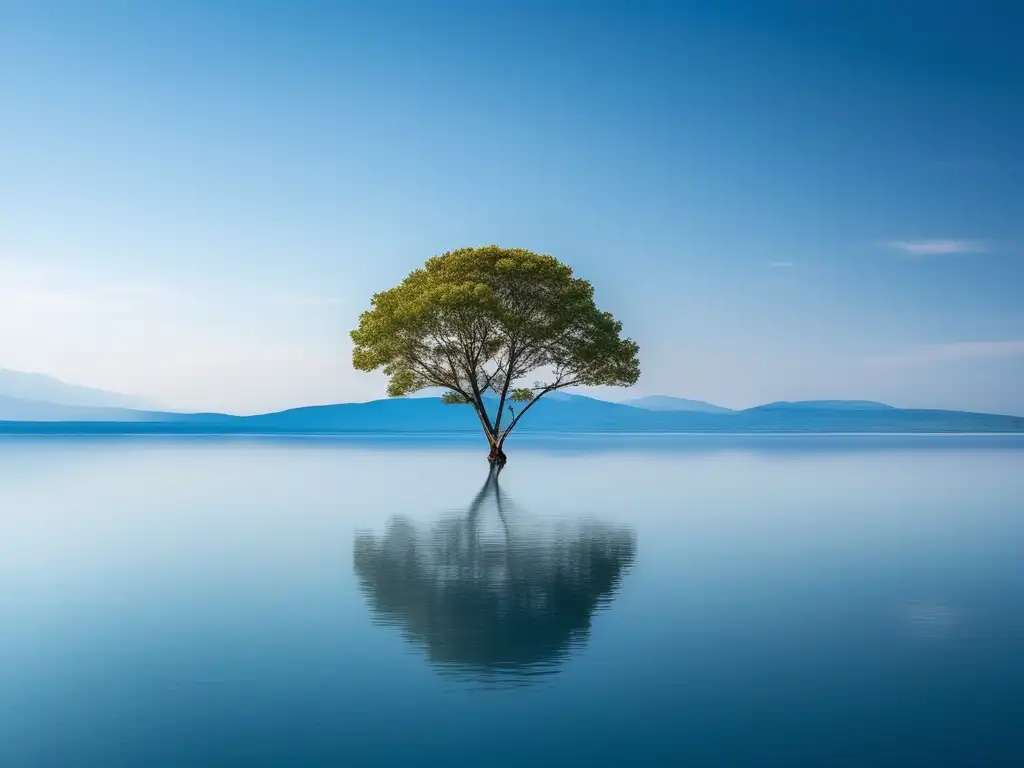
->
[1,435,1022,766]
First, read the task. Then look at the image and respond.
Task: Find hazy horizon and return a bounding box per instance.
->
[2,1,1020,415]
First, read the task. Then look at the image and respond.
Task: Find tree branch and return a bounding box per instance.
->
[498,375,580,442]
[491,341,519,433]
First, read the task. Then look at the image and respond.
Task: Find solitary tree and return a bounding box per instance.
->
[351,246,640,465]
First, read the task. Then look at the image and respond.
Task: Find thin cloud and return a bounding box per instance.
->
[263,295,347,308]
[0,289,115,314]
[0,260,54,280]
[97,281,175,299]
[886,239,988,256]
[0,282,164,315]
[867,340,1024,367]
[0,260,170,314]
[0,260,345,314]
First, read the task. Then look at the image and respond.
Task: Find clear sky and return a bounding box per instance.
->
[1,0,1021,415]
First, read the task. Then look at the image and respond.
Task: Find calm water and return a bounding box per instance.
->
[1,435,1022,767]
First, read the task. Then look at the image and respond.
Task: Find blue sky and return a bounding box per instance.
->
[1,0,1021,415]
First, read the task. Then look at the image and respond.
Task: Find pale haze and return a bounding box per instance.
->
[2,1,1021,415]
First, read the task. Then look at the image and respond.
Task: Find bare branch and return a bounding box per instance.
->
[499,375,581,442]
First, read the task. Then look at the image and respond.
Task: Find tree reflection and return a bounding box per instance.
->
[353,467,637,685]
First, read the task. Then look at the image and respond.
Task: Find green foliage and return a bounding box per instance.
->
[440,391,472,405]
[351,246,640,443]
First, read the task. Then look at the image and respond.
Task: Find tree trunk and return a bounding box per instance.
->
[487,437,507,466]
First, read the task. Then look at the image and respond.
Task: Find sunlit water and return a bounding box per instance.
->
[1,435,1021,766]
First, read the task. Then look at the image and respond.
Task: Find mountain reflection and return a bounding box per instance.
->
[353,468,637,686]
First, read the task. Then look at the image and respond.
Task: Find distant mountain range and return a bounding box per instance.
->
[0,395,155,422]
[622,395,734,413]
[754,400,896,411]
[0,368,156,410]
[0,389,1020,434]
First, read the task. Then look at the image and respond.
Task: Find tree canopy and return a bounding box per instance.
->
[350,246,640,461]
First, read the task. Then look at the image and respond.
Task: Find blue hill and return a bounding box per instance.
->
[750,400,895,411]
[0,394,162,422]
[0,368,157,410]
[624,395,734,413]
[0,394,241,423]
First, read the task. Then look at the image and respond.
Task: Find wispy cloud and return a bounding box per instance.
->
[886,239,988,256]
[0,289,115,315]
[262,295,347,308]
[867,341,1024,367]
[0,260,52,277]
[96,281,175,299]
[0,260,346,315]
[0,267,168,315]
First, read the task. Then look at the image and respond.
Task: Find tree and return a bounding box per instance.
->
[350,246,640,464]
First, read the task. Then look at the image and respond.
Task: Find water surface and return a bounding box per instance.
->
[1,435,1021,766]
